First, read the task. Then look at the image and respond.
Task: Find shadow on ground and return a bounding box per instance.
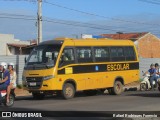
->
[126,90,160,97]
[124,87,138,91]
[14,91,110,101]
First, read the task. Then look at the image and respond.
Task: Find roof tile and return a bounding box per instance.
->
[101,32,148,40]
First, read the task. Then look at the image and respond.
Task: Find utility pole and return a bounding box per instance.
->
[37,0,42,44]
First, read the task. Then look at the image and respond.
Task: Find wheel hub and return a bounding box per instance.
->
[65,87,73,97]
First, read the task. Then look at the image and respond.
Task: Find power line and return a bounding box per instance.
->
[138,0,160,5]
[1,0,160,28]
[0,12,36,18]
[0,15,119,32]
[1,0,160,27]
[44,1,160,26]
[0,15,129,33]
[0,12,137,31]
[0,15,159,37]
[0,0,36,2]
[45,17,131,31]
[44,20,118,32]
[0,13,160,34]
[0,16,36,20]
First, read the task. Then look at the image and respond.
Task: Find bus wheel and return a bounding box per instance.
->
[62,83,75,99]
[32,93,45,100]
[84,90,97,96]
[112,81,123,95]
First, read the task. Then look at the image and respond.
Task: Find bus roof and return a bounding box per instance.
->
[40,38,134,46]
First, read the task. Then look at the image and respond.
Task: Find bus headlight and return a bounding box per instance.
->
[43,75,54,81]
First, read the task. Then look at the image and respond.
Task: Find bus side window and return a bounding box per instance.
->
[59,48,75,67]
[110,47,125,61]
[84,51,89,58]
[117,48,124,57]
[76,47,93,63]
[124,47,136,61]
[101,51,106,57]
[94,47,110,62]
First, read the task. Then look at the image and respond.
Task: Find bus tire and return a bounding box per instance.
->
[62,83,75,99]
[112,81,123,95]
[32,93,45,100]
[84,90,97,96]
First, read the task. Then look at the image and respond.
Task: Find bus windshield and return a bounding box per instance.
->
[25,44,61,70]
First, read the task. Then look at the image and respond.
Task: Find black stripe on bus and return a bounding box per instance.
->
[58,62,139,74]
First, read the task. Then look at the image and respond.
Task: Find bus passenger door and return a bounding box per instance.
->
[58,47,86,91]
[76,47,95,90]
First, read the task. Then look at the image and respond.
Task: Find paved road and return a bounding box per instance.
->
[1,90,160,111]
[1,90,160,119]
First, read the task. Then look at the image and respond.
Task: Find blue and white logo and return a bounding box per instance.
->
[95,66,99,71]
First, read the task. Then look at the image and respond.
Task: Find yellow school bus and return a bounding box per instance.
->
[22,38,139,99]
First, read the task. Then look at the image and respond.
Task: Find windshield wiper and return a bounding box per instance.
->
[27,63,54,69]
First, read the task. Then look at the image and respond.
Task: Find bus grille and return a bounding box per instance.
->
[26,77,43,89]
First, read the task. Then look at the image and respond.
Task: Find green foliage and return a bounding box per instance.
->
[17,84,23,89]
[139,78,143,82]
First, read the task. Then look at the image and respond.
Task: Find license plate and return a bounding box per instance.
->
[30,82,36,86]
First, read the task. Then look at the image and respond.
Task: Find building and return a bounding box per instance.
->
[101,32,160,58]
[7,39,37,55]
[0,33,36,55]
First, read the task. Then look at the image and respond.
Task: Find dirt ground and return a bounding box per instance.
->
[15,81,140,97]
[15,88,31,96]
[125,81,140,87]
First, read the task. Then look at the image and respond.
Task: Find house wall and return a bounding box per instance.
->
[0,34,30,55]
[139,58,160,78]
[0,34,14,55]
[136,33,160,58]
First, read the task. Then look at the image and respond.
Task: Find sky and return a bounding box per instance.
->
[0,0,160,41]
